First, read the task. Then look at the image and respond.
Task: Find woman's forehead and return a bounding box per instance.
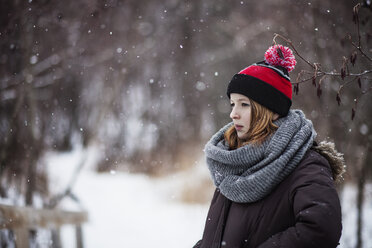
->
[230,93,250,101]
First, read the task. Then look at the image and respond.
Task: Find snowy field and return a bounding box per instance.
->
[45,146,372,248]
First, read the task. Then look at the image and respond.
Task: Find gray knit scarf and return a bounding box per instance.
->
[205,109,316,203]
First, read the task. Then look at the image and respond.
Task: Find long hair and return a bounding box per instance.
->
[224,99,279,149]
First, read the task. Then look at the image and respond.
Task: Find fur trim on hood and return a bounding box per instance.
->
[313,141,346,183]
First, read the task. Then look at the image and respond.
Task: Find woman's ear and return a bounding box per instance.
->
[273,113,280,121]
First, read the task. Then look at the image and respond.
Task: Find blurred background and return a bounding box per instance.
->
[0,0,371,247]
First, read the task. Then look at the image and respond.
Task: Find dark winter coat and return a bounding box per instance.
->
[195,148,342,248]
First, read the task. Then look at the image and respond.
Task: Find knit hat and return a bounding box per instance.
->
[227,45,296,116]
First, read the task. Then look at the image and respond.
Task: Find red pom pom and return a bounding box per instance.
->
[264,45,296,72]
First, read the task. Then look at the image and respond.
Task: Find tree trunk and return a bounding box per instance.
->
[356,145,371,248]
[356,169,365,248]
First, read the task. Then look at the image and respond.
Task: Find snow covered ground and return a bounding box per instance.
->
[45,145,372,248]
[45,145,211,248]
[339,184,372,248]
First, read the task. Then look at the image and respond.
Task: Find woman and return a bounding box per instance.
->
[194,45,345,248]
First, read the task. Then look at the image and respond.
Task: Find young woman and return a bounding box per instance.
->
[194,45,345,248]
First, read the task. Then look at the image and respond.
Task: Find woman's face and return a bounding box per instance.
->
[230,93,252,140]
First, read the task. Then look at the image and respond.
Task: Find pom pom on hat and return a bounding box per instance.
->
[264,45,296,72]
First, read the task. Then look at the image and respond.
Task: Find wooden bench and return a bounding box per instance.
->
[0,204,88,248]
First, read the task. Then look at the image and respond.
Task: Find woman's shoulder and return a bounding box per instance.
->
[294,141,346,183]
[289,148,336,190]
[300,148,331,169]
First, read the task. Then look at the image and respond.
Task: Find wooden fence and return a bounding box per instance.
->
[0,204,88,248]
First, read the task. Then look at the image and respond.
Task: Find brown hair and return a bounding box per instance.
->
[224,99,279,149]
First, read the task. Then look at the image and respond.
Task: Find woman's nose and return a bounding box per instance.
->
[230,108,239,119]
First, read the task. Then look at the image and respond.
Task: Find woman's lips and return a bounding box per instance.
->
[235,124,243,131]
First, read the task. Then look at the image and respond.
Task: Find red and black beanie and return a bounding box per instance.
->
[227,45,296,116]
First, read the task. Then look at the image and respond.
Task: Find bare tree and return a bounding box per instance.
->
[273,2,371,247]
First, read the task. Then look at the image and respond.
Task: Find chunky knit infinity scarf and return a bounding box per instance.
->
[205,109,316,203]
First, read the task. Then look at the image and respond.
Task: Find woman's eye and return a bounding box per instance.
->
[242,103,250,107]
[230,103,235,107]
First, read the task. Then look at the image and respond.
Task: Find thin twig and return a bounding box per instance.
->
[46,152,87,209]
[318,75,327,85]
[273,33,315,69]
[350,41,372,63]
[354,4,361,48]
[300,70,372,77]
[338,77,359,94]
[294,77,316,85]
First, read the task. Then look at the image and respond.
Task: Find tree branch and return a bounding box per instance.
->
[273,33,316,69]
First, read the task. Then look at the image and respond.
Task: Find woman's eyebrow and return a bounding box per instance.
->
[232,98,249,102]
